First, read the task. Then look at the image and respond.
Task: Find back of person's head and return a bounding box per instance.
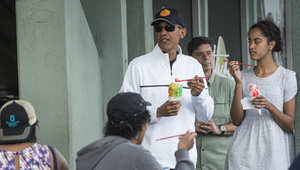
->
[188,36,214,56]
[0,100,37,144]
[249,19,282,52]
[105,92,151,139]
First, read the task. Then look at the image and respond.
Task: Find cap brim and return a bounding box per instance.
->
[151,18,175,26]
[145,101,151,106]
[0,126,31,142]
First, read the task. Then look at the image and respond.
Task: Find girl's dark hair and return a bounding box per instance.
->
[249,20,282,52]
[188,36,214,56]
[104,110,151,139]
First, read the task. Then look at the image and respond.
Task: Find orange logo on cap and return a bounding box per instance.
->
[160,9,171,17]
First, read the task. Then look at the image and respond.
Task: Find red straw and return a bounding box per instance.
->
[175,77,207,82]
[156,131,196,141]
[224,59,254,67]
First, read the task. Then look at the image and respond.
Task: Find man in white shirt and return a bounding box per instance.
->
[120,7,214,169]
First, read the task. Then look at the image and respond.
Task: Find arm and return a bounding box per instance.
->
[191,87,214,122]
[195,120,236,135]
[269,97,295,132]
[221,122,236,135]
[228,61,245,126]
[50,148,69,170]
[174,131,197,170]
[188,74,214,122]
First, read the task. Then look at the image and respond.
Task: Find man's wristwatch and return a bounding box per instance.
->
[219,125,226,135]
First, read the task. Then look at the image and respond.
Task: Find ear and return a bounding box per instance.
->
[180,28,187,39]
[269,40,276,50]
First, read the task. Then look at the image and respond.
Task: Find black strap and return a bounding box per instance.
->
[48,146,58,170]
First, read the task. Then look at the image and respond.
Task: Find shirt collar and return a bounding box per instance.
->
[207,71,216,87]
[153,44,183,58]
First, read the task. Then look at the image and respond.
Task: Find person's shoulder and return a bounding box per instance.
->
[214,73,235,87]
[180,54,199,64]
[129,52,154,66]
[279,66,296,76]
[215,73,234,82]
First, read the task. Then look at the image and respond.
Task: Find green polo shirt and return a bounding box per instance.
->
[196,72,235,170]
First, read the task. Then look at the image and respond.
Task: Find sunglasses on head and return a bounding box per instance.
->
[154,24,176,32]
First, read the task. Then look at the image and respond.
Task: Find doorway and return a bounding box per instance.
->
[0,0,19,105]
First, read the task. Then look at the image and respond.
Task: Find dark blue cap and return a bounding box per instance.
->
[151,8,185,27]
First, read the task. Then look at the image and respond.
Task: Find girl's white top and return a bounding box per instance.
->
[225,66,297,170]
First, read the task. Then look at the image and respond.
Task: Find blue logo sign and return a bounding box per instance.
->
[6,114,20,127]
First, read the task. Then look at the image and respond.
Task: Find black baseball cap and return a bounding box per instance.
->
[107,92,151,117]
[151,7,185,27]
[0,100,37,143]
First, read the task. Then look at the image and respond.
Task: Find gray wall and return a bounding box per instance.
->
[16,0,103,169]
[81,0,128,123]
[16,0,69,159]
[127,0,154,62]
[65,0,103,167]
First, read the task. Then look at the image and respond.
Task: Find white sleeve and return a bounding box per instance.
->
[192,64,214,122]
[192,88,214,122]
[119,61,158,123]
[119,61,140,93]
[284,70,297,102]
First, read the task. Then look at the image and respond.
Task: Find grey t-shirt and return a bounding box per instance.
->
[76,136,194,170]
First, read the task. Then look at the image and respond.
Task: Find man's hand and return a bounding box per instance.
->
[178,131,197,150]
[187,75,205,96]
[195,120,221,135]
[157,100,181,117]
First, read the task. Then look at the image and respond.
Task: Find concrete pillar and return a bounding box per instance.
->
[16,0,103,169]
[126,0,154,62]
[80,0,129,121]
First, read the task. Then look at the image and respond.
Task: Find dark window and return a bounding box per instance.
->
[0,0,18,105]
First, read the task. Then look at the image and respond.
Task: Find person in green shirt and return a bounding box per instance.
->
[188,37,236,170]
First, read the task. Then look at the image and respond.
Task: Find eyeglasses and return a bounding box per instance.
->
[154,25,176,32]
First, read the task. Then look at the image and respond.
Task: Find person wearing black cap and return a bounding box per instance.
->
[120,7,214,169]
[76,92,196,170]
[0,100,68,170]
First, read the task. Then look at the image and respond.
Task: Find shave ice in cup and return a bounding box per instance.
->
[168,83,182,101]
[249,83,262,115]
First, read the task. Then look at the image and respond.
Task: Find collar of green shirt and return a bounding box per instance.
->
[207,71,216,87]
